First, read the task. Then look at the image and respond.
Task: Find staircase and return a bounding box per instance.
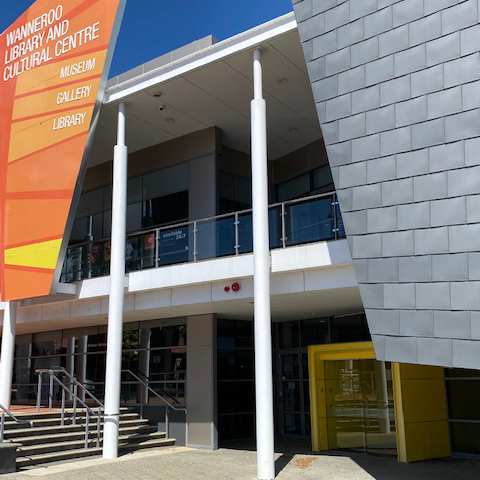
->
[2,407,175,468]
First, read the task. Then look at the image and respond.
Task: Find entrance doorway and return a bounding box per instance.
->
[308,342,397,457]
[324,358,396,455]
[275,352,310,438]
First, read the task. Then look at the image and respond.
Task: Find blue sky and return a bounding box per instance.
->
[0,0,293,77]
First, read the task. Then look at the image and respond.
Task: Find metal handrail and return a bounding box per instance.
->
[135,370,183,406]
[62,191,343,282]
[35,369,103,449]
[121,370,185,412]
[36,367,104,408]
[66,191,339,249]
[0,403,33,443]
[122,369,186,438]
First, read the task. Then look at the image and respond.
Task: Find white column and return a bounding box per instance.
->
[0,302,17,409]
[251,48,275,480]
[103,102,128,459]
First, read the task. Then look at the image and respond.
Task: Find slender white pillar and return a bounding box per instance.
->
[0,302,17,409]
[103,102,128,459]
[251,48,275,480]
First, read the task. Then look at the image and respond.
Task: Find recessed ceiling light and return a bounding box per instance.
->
[166,118,175,123]
[152,91,162,98]
[278,78,288,85]
[289,127,298,133]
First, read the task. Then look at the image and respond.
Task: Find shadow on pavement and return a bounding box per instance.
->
[274,453,293,476]
[220,437,480,480]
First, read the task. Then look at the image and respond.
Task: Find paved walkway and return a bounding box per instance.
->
[4,446,480,480]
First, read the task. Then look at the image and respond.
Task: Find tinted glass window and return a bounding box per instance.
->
[143,190,188,227]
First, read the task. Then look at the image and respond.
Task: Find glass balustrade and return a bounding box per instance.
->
[60,192,345,283]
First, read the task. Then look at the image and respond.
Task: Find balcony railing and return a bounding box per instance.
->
[60,192,345,283]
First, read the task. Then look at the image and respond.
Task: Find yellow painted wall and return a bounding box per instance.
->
[308,343,451,463]
[393,363,450,462]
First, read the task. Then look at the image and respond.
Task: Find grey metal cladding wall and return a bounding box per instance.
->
[293,0,480,369]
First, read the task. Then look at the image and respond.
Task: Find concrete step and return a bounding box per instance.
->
[7,407,131,421]
[17,446,104,467]
[17,431,168,456]
[3,418,149,438]
[7,425,159,446]
[118,437,176,451]
[17,436,176,467]
[4,412,140,430]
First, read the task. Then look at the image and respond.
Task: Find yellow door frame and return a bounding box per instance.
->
[308,342,450,463]
[308,341,376,453]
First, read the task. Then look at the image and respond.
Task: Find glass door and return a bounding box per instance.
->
[324,359,396,455]
[276,352,310,438]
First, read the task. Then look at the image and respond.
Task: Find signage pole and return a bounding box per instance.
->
[251,48,275,480]
[0,302,17,409]
[103,102,128,459]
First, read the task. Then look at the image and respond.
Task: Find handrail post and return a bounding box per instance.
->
[281,202,286,248]
[0,412,4,443]
[193,221,198,262]
[49,372,53,411]
[234,212,240,255]
[332,193,338,240]
[85,409,90,449]
[61,388,65,426]
[165,407,169,438]
[36,373,42,412]
[73,384,78,425]
[155,229,159,268]
[97,411,101,448]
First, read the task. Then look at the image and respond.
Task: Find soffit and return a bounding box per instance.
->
[89,28,320,167]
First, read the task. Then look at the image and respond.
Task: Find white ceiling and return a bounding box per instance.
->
[89,29,321,167]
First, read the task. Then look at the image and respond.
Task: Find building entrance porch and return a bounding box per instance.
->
[322,358,396,456]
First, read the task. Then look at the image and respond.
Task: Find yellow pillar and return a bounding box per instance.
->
[392,363,450,462]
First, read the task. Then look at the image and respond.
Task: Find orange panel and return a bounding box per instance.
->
[8,108,93,163]
[12,78,101,120]
[4,198,71,248]
[15,50,107,96]
[4,266,54,300]
[6,133,88,193]
[0,0,125,300]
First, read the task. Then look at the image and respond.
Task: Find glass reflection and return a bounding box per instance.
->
[12,323,187,406]
[325,359,396,455]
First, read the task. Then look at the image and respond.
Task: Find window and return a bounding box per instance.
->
[142,190,188,228]
[217,319,255,442]
[71,163,190,244]
[276,165,334,202]
[218,171,251,214]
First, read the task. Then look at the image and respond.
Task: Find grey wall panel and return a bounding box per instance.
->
[293,0,480,369]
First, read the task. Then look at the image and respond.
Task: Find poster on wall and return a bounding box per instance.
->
[0,0,126,301]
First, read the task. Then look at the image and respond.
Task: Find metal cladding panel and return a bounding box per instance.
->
[293,0,480,369]
[0,0,126,301]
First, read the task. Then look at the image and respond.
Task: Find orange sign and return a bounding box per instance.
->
[0,0,126,301]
